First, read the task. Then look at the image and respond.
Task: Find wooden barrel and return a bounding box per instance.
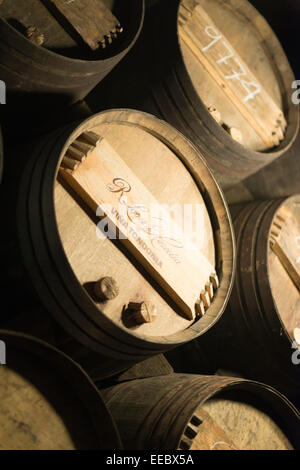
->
[0,0,144,135]
[226,196,300,400]
[16,109,235,372]
[167,195,300,406]
[87,0,299,190]
[101,373,300,450]
[0,330,122,450]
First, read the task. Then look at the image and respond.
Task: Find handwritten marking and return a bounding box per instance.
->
[201,24,261,103]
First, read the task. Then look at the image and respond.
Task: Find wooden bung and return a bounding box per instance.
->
[101,374,300,450]
[94,277,119,302]
[17,109,235,365]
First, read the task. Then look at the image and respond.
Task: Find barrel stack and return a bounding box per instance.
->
[0,0,299,452]
[87,0,299,189]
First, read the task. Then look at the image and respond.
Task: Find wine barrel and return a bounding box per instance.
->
[0,0,144,135]
[226,196,300,400]
[0,329,122,450]
[87,0,299,190]
[16,109,235,374]
[101,373,300,450]
[167,196,300,406]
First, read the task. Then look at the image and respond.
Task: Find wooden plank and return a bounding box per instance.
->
[271,240,300,292]
[50,0,122,50]
[178,3,286,147]
[269,253,300,334]
[270,213,300,292]
[59,135,216,320]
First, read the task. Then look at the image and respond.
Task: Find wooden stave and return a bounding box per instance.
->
[0,329,122,450]
[87,0,299,190]
[17,109,235,361]
[101,373,300,450]
[220,202,270,343]
[213,202,282,382]
[234,201,277,344]
[0,1,145,135]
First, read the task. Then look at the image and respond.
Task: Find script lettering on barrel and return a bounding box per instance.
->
[60,134,216,320]
[201,25,261,103]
